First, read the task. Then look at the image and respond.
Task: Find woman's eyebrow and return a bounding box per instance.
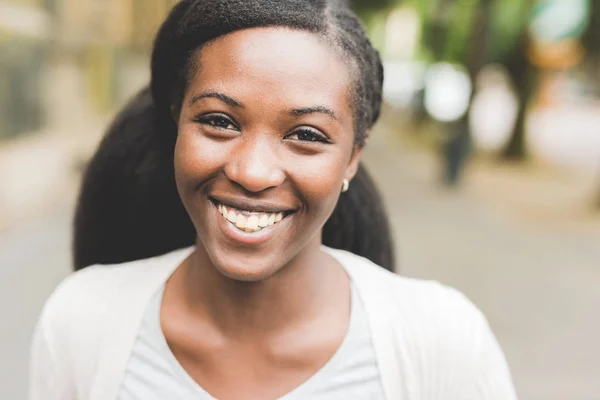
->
[189,91,244,108]
[290,106,340,122]
[188,93,339,122]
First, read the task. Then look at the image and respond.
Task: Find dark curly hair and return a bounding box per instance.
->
[73,0,395,271]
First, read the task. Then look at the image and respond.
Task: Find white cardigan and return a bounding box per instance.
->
[29,246,517,400]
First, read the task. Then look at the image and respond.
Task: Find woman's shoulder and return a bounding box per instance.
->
[328,251,515,397]
[30,248,193,396]
[52,248,188,301]
[37,247,193,341]
[327,246,487,329]
[331,248,516,395]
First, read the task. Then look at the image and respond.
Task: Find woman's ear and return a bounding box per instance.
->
[344,145,363,182]
[344,130,370,182]
[363,129,372,146]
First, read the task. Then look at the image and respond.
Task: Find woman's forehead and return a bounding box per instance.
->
[186,27,353,110]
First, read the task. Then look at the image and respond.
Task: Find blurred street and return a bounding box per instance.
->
[1,120,599,400]
[0,205,73,400]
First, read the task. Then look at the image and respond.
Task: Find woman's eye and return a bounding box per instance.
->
[196,115,238,131]
[287,129,329,143]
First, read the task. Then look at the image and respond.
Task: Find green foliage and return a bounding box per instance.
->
[414,0,480,63]
[350,0,398,13]
[444,1,478,62]
[361,11,390,49]
[405,0,536,65]
[582,0,600,55]
[489,0,530,62]
[410,0,438,18]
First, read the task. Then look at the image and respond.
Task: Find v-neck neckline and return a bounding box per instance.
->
[150,282,362,399]
[90,246,402,400]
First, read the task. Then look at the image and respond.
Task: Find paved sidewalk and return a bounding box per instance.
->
[0,120,106,232]
[0,205,73,400]
[1,120,599,399]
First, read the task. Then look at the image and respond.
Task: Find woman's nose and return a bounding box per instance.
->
[224,137,285,193]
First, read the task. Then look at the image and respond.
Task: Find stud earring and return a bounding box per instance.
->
[342,179,350,193]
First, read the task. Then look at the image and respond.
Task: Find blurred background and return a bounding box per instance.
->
[1,0,599,398]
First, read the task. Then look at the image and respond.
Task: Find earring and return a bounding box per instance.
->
[342,179,350,193]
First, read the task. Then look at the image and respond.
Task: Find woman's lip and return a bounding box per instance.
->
[213,202,288,245]
[210,196,294,214]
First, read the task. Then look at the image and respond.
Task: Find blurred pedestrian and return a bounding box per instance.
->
[29,1,516,399]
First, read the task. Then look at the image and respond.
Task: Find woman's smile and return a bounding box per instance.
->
[212,200,289,243]
[209,195,295,245]
[217,202,285,233]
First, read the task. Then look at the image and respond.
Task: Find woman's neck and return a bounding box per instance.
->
[173,239,348,340]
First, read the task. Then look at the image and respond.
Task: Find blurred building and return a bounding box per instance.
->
[0,0,177,229]
[0,0,177,139]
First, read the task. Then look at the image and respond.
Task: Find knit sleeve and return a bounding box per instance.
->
[467,312,518,400]
[408,283,518,400]
[27,266,105,400]
[28,305,74,400]
[444,290,518,400]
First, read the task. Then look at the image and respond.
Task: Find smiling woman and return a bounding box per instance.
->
[30,1,516,400]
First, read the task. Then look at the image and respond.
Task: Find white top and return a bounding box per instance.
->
[118,283,385,399]
[29,246,517,400]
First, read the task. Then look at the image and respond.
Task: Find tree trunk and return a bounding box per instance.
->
[581,0,600,208]
[466,0,493,79]
[441,0,492,186]
[501,0,537,160]
[502,31,538,160]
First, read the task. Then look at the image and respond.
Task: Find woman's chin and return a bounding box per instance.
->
[214,260,281,282]
[205,250,285,282]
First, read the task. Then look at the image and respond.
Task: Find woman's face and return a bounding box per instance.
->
[175,27,361,281]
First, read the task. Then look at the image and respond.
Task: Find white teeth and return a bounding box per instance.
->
[247,215,259,230]
[235,215,247,229]
[258,214,269,227]
[217,203,286,233]
[227,210,237,223]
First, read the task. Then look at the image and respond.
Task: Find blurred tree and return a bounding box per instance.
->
[350,0,397,15]
[414,0,494,185]
[501,0,593,160]
[500,0,536,160]
[415,0,536,161]
[447,0,494,185]
[582,0,600,89]
[488,0,529,61]
[581,2,600,207]
[350,0,400,46]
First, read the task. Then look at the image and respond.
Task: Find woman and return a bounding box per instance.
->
[30,1,517,399]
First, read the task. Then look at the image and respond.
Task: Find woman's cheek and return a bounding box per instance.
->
[175,128,226,185]
[288,151,347,206]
